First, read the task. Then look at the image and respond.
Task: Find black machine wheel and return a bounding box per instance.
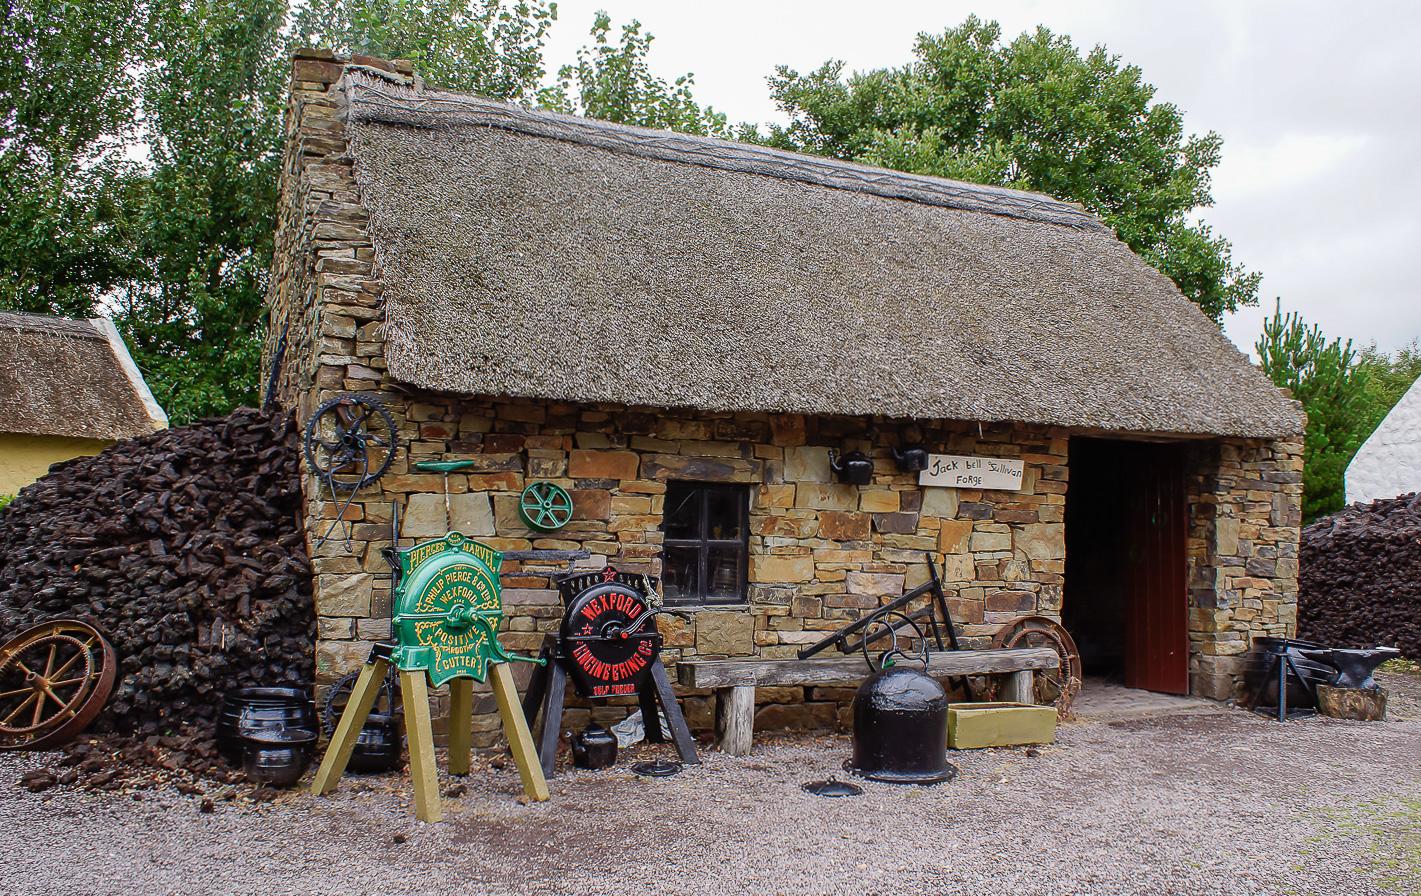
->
[303,394,397,491]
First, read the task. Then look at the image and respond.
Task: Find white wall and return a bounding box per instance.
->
[1347,376,1421,504]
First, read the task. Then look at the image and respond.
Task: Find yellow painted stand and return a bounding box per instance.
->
[311,659,549,822]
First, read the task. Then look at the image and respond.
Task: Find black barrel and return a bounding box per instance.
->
[1240,638,1338,709]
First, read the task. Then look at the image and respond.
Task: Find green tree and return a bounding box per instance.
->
[0,0,145,317]
[544,13,729,137]
[1256,301,1371,522]
[1357,340,1421,435]
[759,17,1258,322]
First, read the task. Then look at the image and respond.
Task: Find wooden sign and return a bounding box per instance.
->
[919,454,1025,491]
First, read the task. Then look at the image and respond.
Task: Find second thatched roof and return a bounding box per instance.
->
[339,69,1302,439]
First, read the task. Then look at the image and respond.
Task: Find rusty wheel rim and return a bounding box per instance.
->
[992,615,1083,717]
[0,620,117,750]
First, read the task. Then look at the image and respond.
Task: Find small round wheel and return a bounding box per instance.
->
[991,615,1082,716]
[518,481,574,532]
[0,620,117,750]
[303,394,397,491]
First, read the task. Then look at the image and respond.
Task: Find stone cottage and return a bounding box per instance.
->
[0,311,168,495]
[264,50,1305,744]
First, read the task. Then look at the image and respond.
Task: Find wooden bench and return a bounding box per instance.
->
[677,647,1060,756]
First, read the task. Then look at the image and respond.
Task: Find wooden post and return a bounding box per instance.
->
[491,662,550,802]
[715,685,755,757]
[534,661,567,780]
[1000,669,1035,704]
[400,670,442,823]
[448,677,473,776]
[310,657,389,796]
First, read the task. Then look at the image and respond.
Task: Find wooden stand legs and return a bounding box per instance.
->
[312,659,550,823]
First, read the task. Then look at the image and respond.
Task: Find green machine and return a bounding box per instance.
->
[312,530,548,820]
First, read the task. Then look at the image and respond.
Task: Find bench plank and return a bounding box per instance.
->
[678,647,1059,689]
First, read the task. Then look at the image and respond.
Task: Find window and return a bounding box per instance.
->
[660,482,748,606]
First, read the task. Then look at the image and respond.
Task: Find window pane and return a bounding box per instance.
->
[706,545,743,602]
[662,544,701,603]
[663,485,701,540]
[705,488,743,540]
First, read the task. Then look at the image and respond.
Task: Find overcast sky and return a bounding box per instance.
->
[543,0,1421,357]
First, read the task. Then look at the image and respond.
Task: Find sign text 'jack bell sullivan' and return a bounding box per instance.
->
[918,454,1025,491]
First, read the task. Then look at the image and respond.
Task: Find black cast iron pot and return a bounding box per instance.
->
[829,450,875,486]
[216,686,318,763]
[571,725,618,770]
[892,445,930,472]
[846,649,957,785]
[346,713,405,774]
[242,728,317,788]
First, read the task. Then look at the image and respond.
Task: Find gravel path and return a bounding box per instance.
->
[3,707,1420,896]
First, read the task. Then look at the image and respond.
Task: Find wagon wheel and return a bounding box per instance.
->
[518,481,574,532]
[322,668,402,736]
[0,620,117,750]
[303,394,397,491]
[992,615,1082,717]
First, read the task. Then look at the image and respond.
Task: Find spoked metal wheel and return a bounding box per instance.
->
[303,394,398,491]
[0,620,117,750]
[992,615,1083,717]
[518,481,574,532]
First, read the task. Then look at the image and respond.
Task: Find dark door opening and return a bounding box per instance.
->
[1063,437,1190,695]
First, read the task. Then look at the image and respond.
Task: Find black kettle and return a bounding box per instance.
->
[828,449,874,485]
[892,445,929,472]
[570,725,618,770]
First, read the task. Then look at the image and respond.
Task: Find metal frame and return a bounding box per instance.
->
[661,481,749,606]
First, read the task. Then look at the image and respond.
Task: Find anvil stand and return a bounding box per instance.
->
[312,641,548,821]
[1246,640,1320,722]
[521,636,699,779]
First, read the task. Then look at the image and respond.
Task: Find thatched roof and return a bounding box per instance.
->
[0,311,168,440]
[340,70,1303,439]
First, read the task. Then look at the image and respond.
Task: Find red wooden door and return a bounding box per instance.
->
[1121,444,1189,694]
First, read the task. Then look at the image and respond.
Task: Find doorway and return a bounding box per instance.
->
[1063,437,1189,695]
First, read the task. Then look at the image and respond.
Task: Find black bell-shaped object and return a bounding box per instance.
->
[845,638,957,785]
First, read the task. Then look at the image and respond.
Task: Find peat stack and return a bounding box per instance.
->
[1298,492,1421,660]
[0,407,314,737]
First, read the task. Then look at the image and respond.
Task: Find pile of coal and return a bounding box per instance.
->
[1298,492,1421,660]
[0,407,313,739]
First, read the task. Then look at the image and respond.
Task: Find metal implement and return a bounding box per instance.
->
[1296,646,1400,690]
[827,449,874,485]
[518,481,574,532]
[991,615,1083,716]
[0,620,117,751]
[844,625,957,785]
[522,567,700,779]
[304,394,397,491]
[313,532,550,819]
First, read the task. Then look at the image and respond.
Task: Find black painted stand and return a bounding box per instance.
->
[522,635,699,778]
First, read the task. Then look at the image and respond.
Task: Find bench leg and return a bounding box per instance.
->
[714,685,755,756]
[1001,669,1035,704]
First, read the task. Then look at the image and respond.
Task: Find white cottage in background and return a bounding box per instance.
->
[1347,376,1421,504]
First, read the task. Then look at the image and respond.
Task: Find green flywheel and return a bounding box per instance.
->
[518,481,574,532]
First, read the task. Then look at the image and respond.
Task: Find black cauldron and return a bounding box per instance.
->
[1240,638,1337,709]
[829,450,874,485]
[846,649,957,785]
[570,725,618,770]
[242,728,317,787]
[216,686,318,763]
[346,713,404,774]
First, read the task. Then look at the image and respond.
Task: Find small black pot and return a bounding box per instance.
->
[570,725,618,770]
[347,713,404,774]
[829,450,875,486]
[217,686,318,763]
[243,728,317,788]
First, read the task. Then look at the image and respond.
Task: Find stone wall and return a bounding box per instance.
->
[1186,437,1305,699]
[263,49,1302,742]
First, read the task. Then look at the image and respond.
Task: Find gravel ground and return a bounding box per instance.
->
[3,701,1420,896]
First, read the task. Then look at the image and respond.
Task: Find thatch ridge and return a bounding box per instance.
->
[338,75,1304,439]
[0,311,167,440]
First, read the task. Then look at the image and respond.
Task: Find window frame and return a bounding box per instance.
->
[660,481,750,607]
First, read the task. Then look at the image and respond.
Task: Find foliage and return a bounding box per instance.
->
[292,0,557,101]
[0,0,145,317]
[1357,340,1421,435]
[1256,301,1371,522]
[757,16,1258,322]
[544,13,729,137]
[0,496,12,512]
